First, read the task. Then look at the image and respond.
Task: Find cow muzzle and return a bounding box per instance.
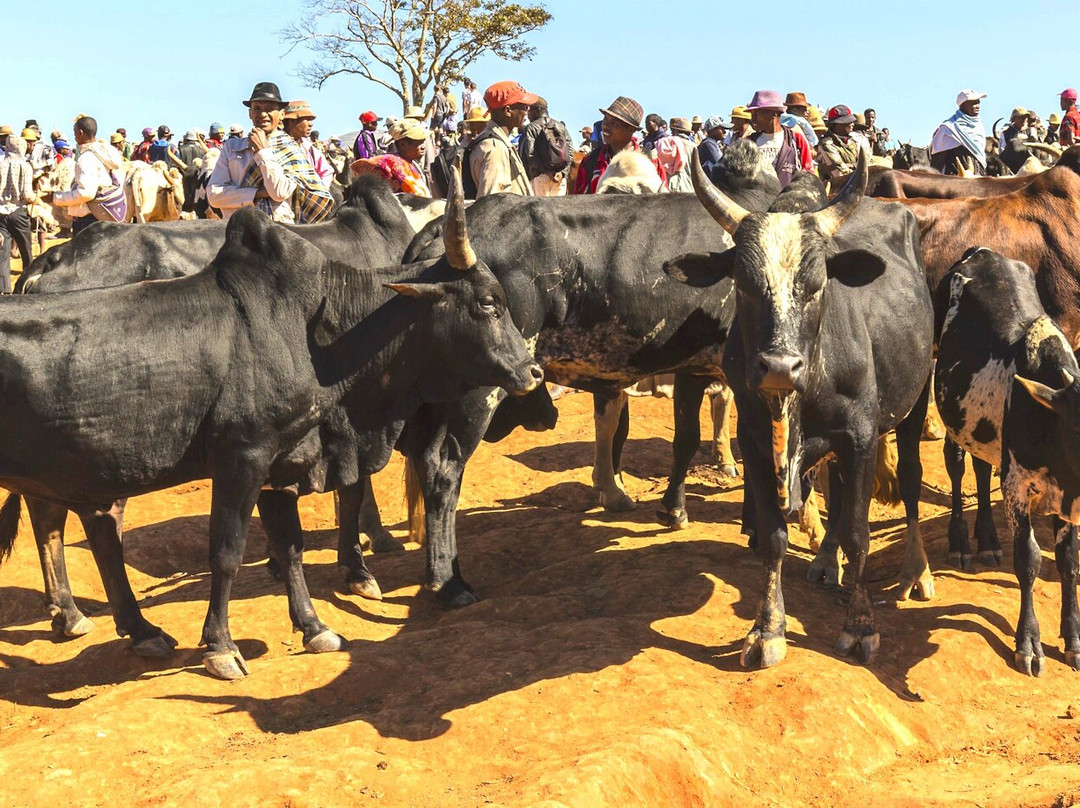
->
[509,362,545,395]
[752,351,805,394]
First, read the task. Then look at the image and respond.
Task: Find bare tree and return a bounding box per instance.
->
[282,0,552,113]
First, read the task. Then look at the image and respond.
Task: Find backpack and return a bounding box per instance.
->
[461,129,497,199]
[530,118,573,176]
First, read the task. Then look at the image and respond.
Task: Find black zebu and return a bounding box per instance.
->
[0,176,542,680]
[666,151,934,667]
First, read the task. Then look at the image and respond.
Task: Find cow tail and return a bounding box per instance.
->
[872,434,901,507]
[0,493,22,564]
[404,457,427,546]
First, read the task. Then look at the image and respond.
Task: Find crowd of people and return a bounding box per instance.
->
[1,77,1078,292]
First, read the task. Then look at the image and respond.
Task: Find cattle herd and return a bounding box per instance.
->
[2,143,1080,683]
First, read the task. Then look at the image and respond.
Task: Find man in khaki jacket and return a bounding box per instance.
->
[469,81,536,198]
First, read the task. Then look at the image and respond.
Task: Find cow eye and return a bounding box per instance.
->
[479,295,499,316]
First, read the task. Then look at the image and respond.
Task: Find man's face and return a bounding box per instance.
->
[750,109,779,133]
[831,121,854,137]
[866,111,876,126]
[601,114,635,149]
[467,121,487,136]
[364,119,379,131]
[293,117,314,138]
[882,128,890,139]
[646,119,658,134]
[1063,96,1073,111]
[506,102,530,129]
[787,105,807,118]
[960,99,980,116]
[249,100,285,133]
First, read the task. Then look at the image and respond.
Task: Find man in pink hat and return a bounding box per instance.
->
[745,90,812,188]
[1060,88,1080,147]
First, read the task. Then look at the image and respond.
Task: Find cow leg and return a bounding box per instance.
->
[709,382,739,478]
[896,382,934,602]
[257,490,345,652]
[76,501,178,657]
[592,391,634,512]
[798,479,826,553]
[200,460,267,680]
[943,437,973,570]
[832,431,881,664]
[355,477,403,554]
[973,457,1002,566]
[741,438,757,551]
[1007,488,1043,676]
[1054,518,1080,670]
[26,498,94,638]
[335,481,385,600]
[807,463,844,587]
[658,374,709,529]
[740,443,789,668]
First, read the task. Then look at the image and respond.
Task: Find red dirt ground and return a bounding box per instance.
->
[2,392,1080,807]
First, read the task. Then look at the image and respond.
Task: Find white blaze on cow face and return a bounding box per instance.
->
[752,213,804,319]
[1025,316,1072,366]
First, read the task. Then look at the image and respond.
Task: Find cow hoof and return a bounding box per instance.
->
[54,613,95,638]
[305,629,345,654]
[1065,649,1080,671]
[346,575,383,601]
[601,492,635,513]
[133,631,178,658]
[369,531,405,554]
[719,463,740,479]
[978,550,1004,567]
[807,554,842,587]
[434,578,481,608]
[1015,651,1043,677]
[203,649,249,680]
[740,630,786,669]
[265,557,284,581]
[656,508,690,530]
[836,631,880,664]
[898,569,935,602]
[947,551,974,572]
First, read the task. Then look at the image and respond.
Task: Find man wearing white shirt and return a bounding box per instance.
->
[207,82,298,223]
[44,115,126,235]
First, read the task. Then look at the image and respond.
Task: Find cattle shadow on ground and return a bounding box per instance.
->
[507,437,677,478]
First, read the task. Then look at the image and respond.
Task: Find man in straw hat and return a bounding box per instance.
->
[746,89,813,187]
[467,80,536,198]
[462,106,490,147]
[207,81,335,223]
[574,95,661,194]
[726,106,752,144]
[351,117,432,197]
[283,101,333,190]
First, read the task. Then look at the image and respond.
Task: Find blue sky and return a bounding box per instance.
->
[5,1,1076,144]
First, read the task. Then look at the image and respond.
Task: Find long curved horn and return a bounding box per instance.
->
[1025,141,1064,158]
[816,148,867,238]
[992,117,1003,144]
[690,149,749,235]
[443,162,476,271]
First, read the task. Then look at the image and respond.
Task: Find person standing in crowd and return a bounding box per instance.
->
[462,107,490,147]
[227,124,245,141]
[429,84,450,133]
[817,104,861,183]
[282,101,333,190]
[746,90,812,187]
[114,128,133,160]
[1046,112,1062,144]
[864,108,886,156]
[206,123,225,151]
[109,132,128,161]
[690,116,705,143]
[468,81,536,198]
[930,89,987,175]
[851,113,872,153]
[177,129,208,215]
[131,128,154,162]
[726,106,752,143]
[574,96,661,194]
[0,135,35,291]
[641,113,667,152]
[655,117,696,191]
[578,125,595,152]
[443,85,459,135]
[351,118,431,197]
[519,96,572,196]
[783,92,818,146]
[696,116,729,176]
[24,127,55,183]
[207,82,334,224]
[149,126,185,169]
[1059,88,1080,147]
[461,78,479,117]
[44,115,126,235]
[998,108,1032,152]
[354,111,381,160]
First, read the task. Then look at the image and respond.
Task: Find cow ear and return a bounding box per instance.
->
[385,282,446,301]
[663,250,735,287]
[826,249,886,287]
[1014,375,1068,415]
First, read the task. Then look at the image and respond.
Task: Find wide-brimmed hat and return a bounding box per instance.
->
[956,89,986,106]
[807,106,827,132]
[183,129,199,142]
[21,127,38,141]
[747,90,785,112]
[465,107,490,123]
[109,132,124,144]
[1010,107,1031,121]
[827,104,856,125]
[403,105,426,120]
[730,105,751,122]
[785,91,809,107]
[670,117,692,134]
[484,81,538,110]
[243,81,285,108]
[1061,88,1078,102]
[1049,112,1063,125]
[284,100,316,120]
[390,119,428,142]
[691,115,703,125]
[359,110,380,124]
[0,125,11,136]
[599,96,643,129]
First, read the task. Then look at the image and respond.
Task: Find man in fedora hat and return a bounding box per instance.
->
[574,95,661,194]
[690,115,705,144]
[283,101,333,190]
[1059,88,1080,147]
[466,80,536,198]
[208,81,334,223]
[746,90,812,188]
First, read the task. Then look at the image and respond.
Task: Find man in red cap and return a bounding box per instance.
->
[817,104,861,183]
[354,110,382,161]
[1060,88,1080,147]
[467,81,536,197]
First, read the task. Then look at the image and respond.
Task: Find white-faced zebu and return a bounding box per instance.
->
[665,151,934,667]
[934,248,1080,676]
[0,172,542,680]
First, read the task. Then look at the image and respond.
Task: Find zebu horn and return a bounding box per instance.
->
[444,163,476,271]
[690,149,749,235]
[816,147,867,238]
[1063,368,1075,388]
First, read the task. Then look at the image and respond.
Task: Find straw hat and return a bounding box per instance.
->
[465,107,490,123]
[390,118,428,141]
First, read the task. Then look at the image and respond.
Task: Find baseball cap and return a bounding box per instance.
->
[827,104,856,125]
[703,115,730,132]
[209,122,224,134]
[359,110,379,123]
[1062,88,1079,102]
[229,123,245,135]
[21,128,38,141]
[1010,107,1030,120]
[956,89,987,106]
[483,81,538,110]
[108,133,123,145]
[54,138,70,150]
